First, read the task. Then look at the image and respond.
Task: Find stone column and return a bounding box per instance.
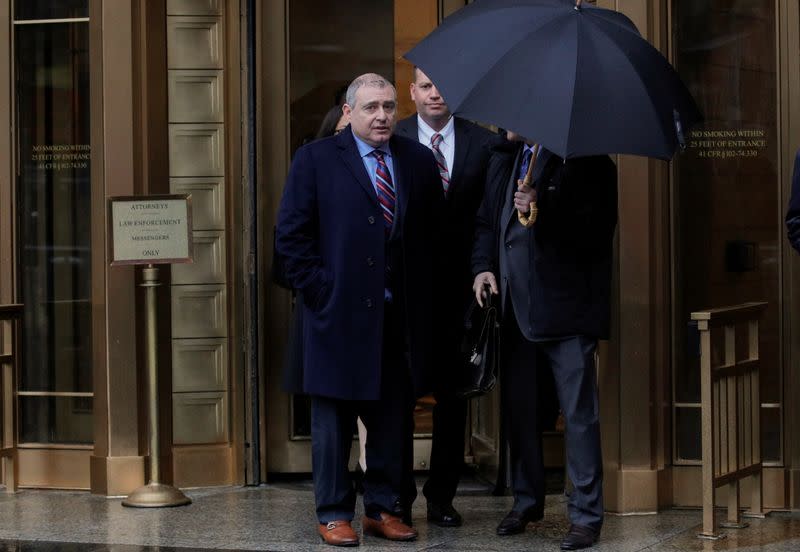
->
[89,0,146,495]
[597,0,672,514]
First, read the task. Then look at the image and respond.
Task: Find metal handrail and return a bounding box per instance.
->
[0,303,21,493]
[692,301,766,539]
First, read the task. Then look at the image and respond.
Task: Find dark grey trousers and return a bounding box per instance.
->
[501,315,604,531]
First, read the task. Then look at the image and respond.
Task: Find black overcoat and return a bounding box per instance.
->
[276,127,445,401]
[394,115,495,380]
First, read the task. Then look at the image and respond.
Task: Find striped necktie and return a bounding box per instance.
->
[371,150,395,233]
[431,133,450,194]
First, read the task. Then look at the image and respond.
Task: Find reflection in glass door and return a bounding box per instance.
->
[14,3,93,448]
[672,1,781,465]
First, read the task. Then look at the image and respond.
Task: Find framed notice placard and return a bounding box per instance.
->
[109,194,193,265]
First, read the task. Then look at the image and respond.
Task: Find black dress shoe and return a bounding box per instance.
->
[427,502,463,527]
[560,524,599,550]
[495,508,544,536]
[392,500,413,526]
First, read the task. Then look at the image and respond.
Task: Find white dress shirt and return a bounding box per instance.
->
[417,115,455,176]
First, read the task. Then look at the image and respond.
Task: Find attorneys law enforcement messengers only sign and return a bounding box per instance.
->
[109,195,193,265]
[109,194,195,508]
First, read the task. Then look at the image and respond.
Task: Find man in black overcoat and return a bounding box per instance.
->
[394,67,495,527]
[276,73,444,547]
[471,130,617,550]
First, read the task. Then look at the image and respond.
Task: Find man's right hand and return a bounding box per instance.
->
[514,182,537,214]
[473,271,498,307]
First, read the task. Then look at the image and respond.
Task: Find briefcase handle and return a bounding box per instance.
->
[464,283,495,330]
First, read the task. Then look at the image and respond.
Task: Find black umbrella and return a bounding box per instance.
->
[405,0,701,160]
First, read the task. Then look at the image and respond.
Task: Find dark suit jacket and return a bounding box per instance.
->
[472,138,618,340]
[786,149,800,253]
[395,115,495,375]
[275,126,445,401]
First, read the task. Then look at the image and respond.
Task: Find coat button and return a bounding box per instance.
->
[505,242,512,249]
[367,256,375,267]
[368,216,376,225]
[366,298,374,308]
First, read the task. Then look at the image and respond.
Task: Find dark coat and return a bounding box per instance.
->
[786,149,800,253]
[472,138,618,340]
[394,115,495,379]
[394,116,494,303]
[275,127,445,401]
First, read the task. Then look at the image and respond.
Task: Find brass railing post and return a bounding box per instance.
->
[698,316,716,538]
[720,324,745,529]
[692,302,767,540]
[745,318,764,518]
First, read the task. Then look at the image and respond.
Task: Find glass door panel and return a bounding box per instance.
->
[288,0,394,156]
[14,0,88,21]
[672,0,780,464]
[14,7,92,446]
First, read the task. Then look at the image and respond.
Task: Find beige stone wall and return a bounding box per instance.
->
[166,0,231,485]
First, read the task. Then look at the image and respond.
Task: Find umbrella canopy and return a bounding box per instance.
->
[405,0,701,160]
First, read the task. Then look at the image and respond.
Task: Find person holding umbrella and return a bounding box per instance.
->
[403,1,698,549]
[471,130,617,550]
[407,3,698,546]
[394,67,495,528]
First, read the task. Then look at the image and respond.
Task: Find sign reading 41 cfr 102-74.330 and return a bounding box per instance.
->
[109,195,193,265]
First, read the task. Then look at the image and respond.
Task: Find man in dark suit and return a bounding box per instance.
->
[394,67,494,527]
[275,73,445,547]
[472,131,617,550]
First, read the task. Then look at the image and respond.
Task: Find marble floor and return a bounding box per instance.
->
[0,479,798,551]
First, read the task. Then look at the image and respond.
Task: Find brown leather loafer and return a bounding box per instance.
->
[318,520,359,547]
[362,512,418,541]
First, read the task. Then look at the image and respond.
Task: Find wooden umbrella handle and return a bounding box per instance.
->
[517,143,540,228]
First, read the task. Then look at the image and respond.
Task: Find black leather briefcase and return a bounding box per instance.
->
[456,287,500,400]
